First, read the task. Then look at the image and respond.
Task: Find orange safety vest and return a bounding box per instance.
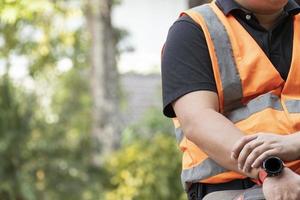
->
[173,2,300,190]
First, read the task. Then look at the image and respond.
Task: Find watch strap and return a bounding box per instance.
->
[258,169,268,185]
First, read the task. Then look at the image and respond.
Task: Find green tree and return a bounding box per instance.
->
[0,1,185,200]
[0,76,37,199]
[86,0,122,165]
[0,1,107,199]
[0,0,80,75]
[105,133,186,200]
[104,107,185,200]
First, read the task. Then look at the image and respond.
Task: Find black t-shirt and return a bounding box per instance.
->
[161,0,300,118]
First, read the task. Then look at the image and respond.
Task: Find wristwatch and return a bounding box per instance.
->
[258,156,284,184]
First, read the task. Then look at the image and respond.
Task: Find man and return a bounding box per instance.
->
[161,0,300,199]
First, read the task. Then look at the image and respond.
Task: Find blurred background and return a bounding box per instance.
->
[7,0,300,199]
[0,0,211,199]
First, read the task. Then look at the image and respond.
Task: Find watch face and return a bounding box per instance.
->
[263,157,283,176]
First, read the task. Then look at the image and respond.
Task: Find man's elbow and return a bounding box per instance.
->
[180,108,218,149]
[181,109,208,143]
[183,120,213,155]
[183,122,198,142]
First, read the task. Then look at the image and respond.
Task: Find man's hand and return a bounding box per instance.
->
[231,133,300,173]
[263,168,300,200]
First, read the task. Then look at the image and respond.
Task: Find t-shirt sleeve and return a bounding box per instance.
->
[161,15,217,118]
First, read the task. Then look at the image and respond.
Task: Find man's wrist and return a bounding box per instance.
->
[285,133,300,160]
[257,157,284,185]
[258,169,268,185]
[293,132,300,160]
[245,166,259,179]
[263,156,284,176]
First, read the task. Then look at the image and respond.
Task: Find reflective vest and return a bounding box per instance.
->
[173,2,300,190]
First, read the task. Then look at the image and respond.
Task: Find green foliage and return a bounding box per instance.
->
[0,1,187,200]
[0,1,106,199]
[27,68,102,200]
[0,0,83,75]
[103,107,186,200]
[0,76,37,199]
[0,62,105,200]
[105,133,186,200]
[122,107,173,146]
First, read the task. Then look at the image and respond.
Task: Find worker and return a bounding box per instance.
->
[161,0,300,199]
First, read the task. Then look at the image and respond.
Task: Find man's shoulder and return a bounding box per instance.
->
[174,14,201,29]
[168,14,205,40]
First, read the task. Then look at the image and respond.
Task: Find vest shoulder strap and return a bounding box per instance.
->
[183,4,243,113]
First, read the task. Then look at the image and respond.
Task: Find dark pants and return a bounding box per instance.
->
[187,178,256,200]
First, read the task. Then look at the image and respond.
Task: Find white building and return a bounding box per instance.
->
[113,0,188,74]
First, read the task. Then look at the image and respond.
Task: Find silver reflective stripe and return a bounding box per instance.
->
[181,158,228,191]
[285,100,300,113]
[226,93,283,123]
[192,5,243,112]
[243,186,264,200]
[175,127,184,144]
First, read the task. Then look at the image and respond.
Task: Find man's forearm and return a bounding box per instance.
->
[173,91,258,177]
[289,132,300,160]
[182,108,257,177]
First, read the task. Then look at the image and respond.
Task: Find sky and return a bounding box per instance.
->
[112,0,188,74]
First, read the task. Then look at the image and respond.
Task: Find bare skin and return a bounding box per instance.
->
[231,133,300,200]
[173,91,259,179]
[235,0,288,29]
[235,0,288,14]
[263,168,300,200]
[231,133,300,173]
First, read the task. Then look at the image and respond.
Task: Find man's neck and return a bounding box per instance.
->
[234,0,285,30]
[254,9,284,30]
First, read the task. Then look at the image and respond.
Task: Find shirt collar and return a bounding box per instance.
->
[216,0,300,16]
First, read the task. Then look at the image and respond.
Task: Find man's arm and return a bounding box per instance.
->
[173,90,258,177]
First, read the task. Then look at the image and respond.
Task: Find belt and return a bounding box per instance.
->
[187,178,255,200]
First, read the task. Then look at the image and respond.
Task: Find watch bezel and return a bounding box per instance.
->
[262,156,284,177]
